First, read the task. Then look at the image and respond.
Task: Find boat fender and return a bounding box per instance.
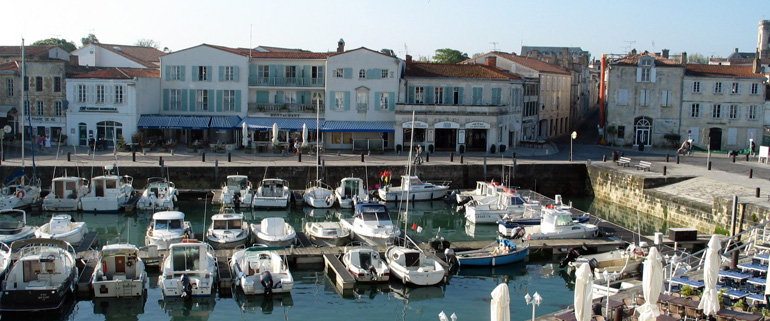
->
[103,260,108,272]
[260,271,274,296]
[15,190,24,198]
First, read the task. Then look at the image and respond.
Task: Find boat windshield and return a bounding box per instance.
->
[555,214,574,227]
[0,221,23,234]
[508,195,526,205]
[228,177,248,189]
[409,178,423,185]
[171,246,201,271]
[155,219,183,230]
[213,219,242,230]
[360,207,390,222]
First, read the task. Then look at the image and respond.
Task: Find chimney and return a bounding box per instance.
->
[631,49,637,55]
[662,49,670,59]
[735,48,739,53]
[485,56,497,67]
[681,52,687,66]
[337,38,345,53]
[69,55,79,66]
[406,55,412,65]
[754,58,761,73]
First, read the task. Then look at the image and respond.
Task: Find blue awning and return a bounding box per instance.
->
[137,115,211,130]
[322,121,395,132]
[171,116,210,130]
[210,116,242,129]
[137,115,173,129]
[239,117,323,131]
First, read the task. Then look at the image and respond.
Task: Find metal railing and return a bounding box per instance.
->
[248,77,324,87]
[247,103,323,114]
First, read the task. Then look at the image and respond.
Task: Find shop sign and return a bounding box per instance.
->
[402,121,428,128]
[30,116,63,123]
[269,113,302,118]
[465,121,490,129]
[79,106,118,113]
[434,121,460,129]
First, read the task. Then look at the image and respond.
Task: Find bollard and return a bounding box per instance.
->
[757,187,761,198]
[160,159,164,167]
[450,152,454,162]
[132,151,136,162]
[732,155,736,163]
[317,155,321,165]
[708,161,711,170]
[750,169,753,179]
[425,152,429,163]
[663,166,667,176]
[159,157,163,166]
[676,155,680,164]
[215,160,219,181]
[228,152,231,162]
[513,152,516,159]
[460,155,464,164]
[298,152,301,162]
[603,155,607,162]
[67,152,71,162]
[747,154,750,161]
[666,154,669,163]
[361,152,365,163]
[202,152,206,162]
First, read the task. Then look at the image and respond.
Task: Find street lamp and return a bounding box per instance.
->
[525,292,542,321]
[570,131,577,161]
[602,270,619,319]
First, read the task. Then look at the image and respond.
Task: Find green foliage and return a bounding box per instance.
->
[688,53,709,64]
[734,299,746,310]
[762,308,770,316]
[32,38,76,53]
[752,214,759,222]
[117,136,125,148]
[432,48,470,64]
[680,285,696,297]
[714,226,730,235]
[81,33,99,47]
[718,288,726,307]
[135,38,160,49]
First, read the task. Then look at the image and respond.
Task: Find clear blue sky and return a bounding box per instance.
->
[5,0,769,60]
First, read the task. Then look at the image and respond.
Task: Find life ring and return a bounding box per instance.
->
[127,260,133,267]
[15,190,25,198]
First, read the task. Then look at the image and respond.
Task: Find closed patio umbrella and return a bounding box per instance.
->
[699,234,721,316]
[272,123,279,146]
[574,264,594,321]
[491,283,510,321]
[241,122,249,147]
[301,123,308,148]
[638,247,663,321]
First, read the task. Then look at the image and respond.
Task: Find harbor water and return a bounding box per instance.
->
[0,195,677,321]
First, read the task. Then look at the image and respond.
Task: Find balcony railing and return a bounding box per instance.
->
[248,103,323,114]
[395,103,509,115]
[357,103,368,113]
[248,77,324,87]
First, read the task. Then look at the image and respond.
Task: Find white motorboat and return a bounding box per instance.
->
[335,177,368,209]
[377,175,450,202]
[0,243,11,279]
[231,246,294,295]
[303,180,336,209]
[136,177,178,211]
[340,203,401,246]
[0,209,37,244]
[303,221,350,247]
[385,246,445,286]
[526,206,599,240]
[562,244,648,279]
[145,211,193,250]
[92,243,147,298]
[454,180,506,205]
[465,190,540,224]
[253,178,291,209]
[81,165,134,212]
[250,217,296,247]
[206,208,249,249]
[216,175,254,208]
[159,240,217,298]
[0,239,78,312]
[35,214,89,246]
[0,173,41,210]
[42,176,89,211]
[341,246,389,282]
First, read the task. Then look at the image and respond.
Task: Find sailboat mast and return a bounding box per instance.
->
[20,39,25,168]
[404,111,416,242]
[315,99,320,181]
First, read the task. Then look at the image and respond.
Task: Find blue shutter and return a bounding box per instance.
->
[444,87,452,105]
[235,90,242,112]
[388,92,395,111]
[269,65,277,83]
[249,65,256,84]
[181,89,188,111]
[328,91,335,110]
[189,89,196,111]
[473,87,482,105]
[366,69,374,79]
[425,86,434,104]
[373,68,382,79]
[374,91,380,109]
[408,86,415,103]
[208,90,214,110]
[303,65,310,85]
[207,66,212,82]
[162,89,169,110]
[233,66,239,82]
[218,66,224,82]
[344,91,351,110]
[180,66,185,81]
[343,68,352,79]
[275,91,284,104]
[192,66,198,82]
[164,66,170,81]
[297,91,306,104]
[216,90,223,112]
[458,87,464,104]
[492,88,501,105]
[256,91,269,103]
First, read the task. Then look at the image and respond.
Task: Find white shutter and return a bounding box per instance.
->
[618,89,628,105]
[636,68,642,82]
[727,128,737,145]
[690,127,699,144]
[650,68,656,82]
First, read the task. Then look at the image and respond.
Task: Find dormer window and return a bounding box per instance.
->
[640,58,653,66]
[637,57,655,83]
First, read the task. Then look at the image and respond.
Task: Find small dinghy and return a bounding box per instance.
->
[250,217,296,247]
[35,214,89,246]
[452,239,529,267]
[341,246,389,282]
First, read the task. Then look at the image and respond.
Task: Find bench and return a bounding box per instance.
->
[635,160,652,171]
[616,157,631,167]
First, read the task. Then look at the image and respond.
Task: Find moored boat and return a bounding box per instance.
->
[452,239,529,267]
[231,246,294,295]
[92,243,147,298]
[526,206,599,240]
[377,175,450,202]
[136,177,178,211]
[145,211,193,250]
[0,209,37,244]
[303,180,335,209]
[216,175,254,208]
[340,203,401,246]
[0,170,41,210]
[341,246,389,282]
[304,221,350,247]
[335,177,368,209]
[385,245,445,286]
[80,165,134,212]
[158,240,217,298]
[253,178,291,209]
[42,176,89,211]
[250,217,296,247]
[35,214,89,246]
[205,208,249,249]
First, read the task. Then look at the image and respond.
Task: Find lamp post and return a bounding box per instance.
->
[525,292,542,321]
[570,131,577,162]
[602,271,619,319]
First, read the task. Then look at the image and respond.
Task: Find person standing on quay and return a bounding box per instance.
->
[414,144,423,164]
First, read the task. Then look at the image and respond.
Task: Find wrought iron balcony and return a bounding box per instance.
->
[248,77,324,87]
[248,103,323,114]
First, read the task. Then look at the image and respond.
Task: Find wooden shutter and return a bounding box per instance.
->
[408,86,415,103]
[344,91,351,110]
[275,91,284,104]
[256,91,269,103]
[192,66,198,82]
[425,86,434,104]
[343,68,352,79]
[162,89,169,110]
[216,90,223,112]
[180,66,185,81]
[164,66,170,81]
[189,89,196,111]
[235,90,242,112]
[328,91,335,110]
[218,66,224,82]
[207,66,212,82]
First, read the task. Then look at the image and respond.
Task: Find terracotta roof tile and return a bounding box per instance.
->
[95,44,163,68]
[685,64,765,78]
[0,61,19,71]
[405,62,521,80]
[0,45,57,57]
[471,51,570,75]
[203,44,331,59]
[254,45,309,53]
[71,67,160,79]
[613,51,682,66]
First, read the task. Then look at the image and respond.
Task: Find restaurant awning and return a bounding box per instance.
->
[210,116,242,129]
[239,117,323,131]
[322,121,395,132]
[137,115,211,130]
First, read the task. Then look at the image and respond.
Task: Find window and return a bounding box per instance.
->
[617,89,628,106]
[283,91,296,104]
[379,92,389,110]
[36,101,43,115]
[435,87,444,104]
[311,66,324,85]
[714,82,722,94]
[77,85,86,102]
[751,83,759,95]
[285,66,296,79]
[223,90,236,111]
[452,87,460,105]
[224,66,234,81]
[311,92,323,107]
[54,77,61,92]
[712,104,721,118]
[197,66,208,81]
[96,85,105,103]
[639,68,651,82]
[617,126,625,139]
[171,66,182,80]
[690,103,700,117]
[257,65,269,79]
[23,101,29,115]
[54,101,62,116]
[640,58,653,66]
[731,82,740,94]
[196,90,208,111]
[6,79,12,97]
[35,76,43,91]
[331,132,353,144]
[639,89,649,106]
[472,87,482,105]
[356,92,367,110]
[334,91,345,110]
[661,90,671,107]
[115,85,124,104]
[692,81,701,93]
[748,105,758,120]
[170,89,181,110]
[491,88,501,105]
[359,69,366,79]
[334,68,344,78]
[414,87,424,104]
[381,69,389,78]
[729,104,739,119]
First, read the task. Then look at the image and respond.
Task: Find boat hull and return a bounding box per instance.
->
[206,234,249,250]
[457,248,529,267]
[42,198,80,212]
[81,197,126,213]
[0,270,76,311]
[253,198,289,209]
[92,277,146,298]
[36,227,88,247]
[377,188,448,202]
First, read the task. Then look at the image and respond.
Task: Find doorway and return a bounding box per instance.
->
[465,129,487,151]
[78,123,87,146]
[708,128,722,151]
[634,117,652,146]
[435,129,456,151]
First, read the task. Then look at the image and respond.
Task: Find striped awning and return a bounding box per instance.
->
[239,117,323,131]
[137,115,211,130]
[210,116,242,129]
[322,121,395,132]
[137,115,173,129]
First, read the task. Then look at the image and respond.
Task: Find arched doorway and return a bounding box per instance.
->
[708,128,722,151]
[634,117,652,146]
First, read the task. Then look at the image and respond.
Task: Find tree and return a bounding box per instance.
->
[135,38,160,49]
[432,48,470,64]
[32,38,76,53]
[81,33,99,47]
[688,53,709,64]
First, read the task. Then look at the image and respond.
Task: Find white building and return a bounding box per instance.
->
[65,68,159,146]
[71,43,163,68]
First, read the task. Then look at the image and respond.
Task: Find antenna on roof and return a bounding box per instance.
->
[490,42,498,51]
[623,40,636,54]
[249,24,253,58]
[403,43,409,56]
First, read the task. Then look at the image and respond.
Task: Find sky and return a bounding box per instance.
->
[4,0,770,61]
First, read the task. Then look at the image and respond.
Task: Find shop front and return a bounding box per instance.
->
[401,120,428,151]
[433,121,459,151]
[463,121,490,152]
[25,116,65,144]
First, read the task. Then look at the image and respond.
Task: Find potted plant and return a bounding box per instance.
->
[489,144,497,154]
[459,144,466,154]
[499,144,506,153]
[664,133,681,148]
[396,144,403,153]
[116,136,126,151]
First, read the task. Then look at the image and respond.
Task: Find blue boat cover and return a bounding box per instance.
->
[3,168,24,185]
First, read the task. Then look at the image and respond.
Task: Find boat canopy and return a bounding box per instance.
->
[152,211,185,221]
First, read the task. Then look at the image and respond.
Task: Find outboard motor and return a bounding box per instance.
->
[260,271,274,296]
[559,248,581,268]
[444,190,459,202]
[444,248,458,272]
[510,226,525,240]
[233,192,241,210]
[368,265,378,281]
[456,194,473,206]
[180,274,193,299]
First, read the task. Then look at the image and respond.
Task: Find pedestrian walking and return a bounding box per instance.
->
[294,140,301,155]
[37,135,43,151]
[44,135,51,152]
[288,137,295,154]
[414,144,423,164]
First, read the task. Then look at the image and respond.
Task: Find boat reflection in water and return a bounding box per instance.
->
[158,295,216,321]
[464,221,499,239]
[92,294,148,321]
[389,281,445,302]
[234,288,293,314]
[0,294,77,321]
[351,282,390,300]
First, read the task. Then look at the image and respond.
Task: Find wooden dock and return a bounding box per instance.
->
[323,254,356,291]
[216,256,233,296]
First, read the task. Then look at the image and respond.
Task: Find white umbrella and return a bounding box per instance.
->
[699,234,721,316]
[241,122,249,147]
[301,123,308,148]
[574,264,594,321]
[491,283,510,321]
[638,247,663,321]
[271,123,279,146]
